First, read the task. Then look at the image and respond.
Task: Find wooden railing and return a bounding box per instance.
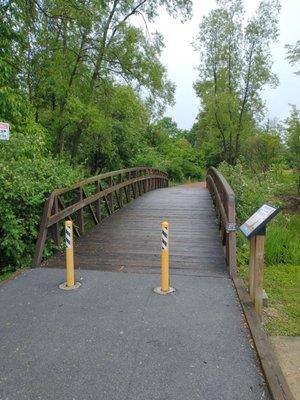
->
[33,167,168,267]
[206,167,237,278]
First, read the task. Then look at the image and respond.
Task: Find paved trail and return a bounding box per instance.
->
[0,185,269,399]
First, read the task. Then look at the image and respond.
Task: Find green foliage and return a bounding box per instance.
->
[139,117,204,181]
[218,161,270,222]
[243,130,284,173]
[285,106,300,194]
[2,0,192,159]
[193,0,280,165]
[0,155,84,270]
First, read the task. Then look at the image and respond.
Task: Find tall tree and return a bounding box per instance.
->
[2,0,192,162]
[193,0,280,165]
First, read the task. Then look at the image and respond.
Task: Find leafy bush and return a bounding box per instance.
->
[218,161,300,267]
[218,161,271,223]
[0,156,84,270]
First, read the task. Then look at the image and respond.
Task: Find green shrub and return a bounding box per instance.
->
[0,157,84,270]
[218,160,300,267]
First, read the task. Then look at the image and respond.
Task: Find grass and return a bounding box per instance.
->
[264,264,300,335]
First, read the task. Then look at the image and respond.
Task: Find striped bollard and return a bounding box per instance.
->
[154,221,175,295]
[59,220,81,290]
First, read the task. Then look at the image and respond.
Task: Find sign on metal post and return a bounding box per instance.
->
[0,122,10,140]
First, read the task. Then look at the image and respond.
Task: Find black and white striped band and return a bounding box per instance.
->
[66,225,72,249]
[162,225,168,250]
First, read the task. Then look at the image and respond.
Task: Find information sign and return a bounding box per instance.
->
[240,204,280,238]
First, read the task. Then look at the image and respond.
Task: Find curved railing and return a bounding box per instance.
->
[206,167,236,278]
[33,167,168,266]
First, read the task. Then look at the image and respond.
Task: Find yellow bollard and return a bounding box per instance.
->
[161,221,170,292]
[65,220,75,287]
[59,220,81,290]
[154,221,175,295]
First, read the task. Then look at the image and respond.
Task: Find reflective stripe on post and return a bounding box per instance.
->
[162,222,168,251]
[66,222,72,249]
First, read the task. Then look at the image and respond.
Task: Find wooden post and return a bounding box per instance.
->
[32,195,54,267]
[95,181,101,222]
[137,171,142,196]
[124,173,130,203]
[77,187,84,235]
[108,176,113,212]
[254,235,265,319]
[132,171,137,198]
[249,236,256,301]
[52,196,61,246]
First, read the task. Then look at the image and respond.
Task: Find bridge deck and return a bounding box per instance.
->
[45,184,227,276]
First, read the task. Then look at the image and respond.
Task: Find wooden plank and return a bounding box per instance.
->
[249,236,256,301]
[233,277,296,400]
[95,181,101,222]
[77,187,85,235]
[52,196,61,246]
[108,176,113,212]
[254,235,265,319]
[32,194,54,267]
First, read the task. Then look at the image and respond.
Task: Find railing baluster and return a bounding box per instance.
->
[77,187,85,235]
[108,176,113,212]
[52,196,61,246]
[95,181,101,222]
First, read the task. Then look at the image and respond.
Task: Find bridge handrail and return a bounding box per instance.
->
[53,167,168,196]
[206,167,237,278]
[33,167,168,267]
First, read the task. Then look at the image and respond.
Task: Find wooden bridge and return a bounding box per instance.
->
[0,167,293,400]
[33,167,236,278]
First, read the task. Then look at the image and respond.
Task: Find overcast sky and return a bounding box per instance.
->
[147,0,300,129]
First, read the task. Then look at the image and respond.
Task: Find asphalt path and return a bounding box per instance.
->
[0,268,269,400]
